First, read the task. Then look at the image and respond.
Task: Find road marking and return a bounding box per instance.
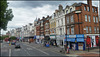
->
[24,48,31,56]
[23,44,49,55]
[27,48,32,50]
[9,49,11,57]
[14,49,21,51]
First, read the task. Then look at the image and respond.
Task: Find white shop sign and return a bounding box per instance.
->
[69,35,76,38]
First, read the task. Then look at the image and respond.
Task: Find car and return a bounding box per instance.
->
[11,42,16,45]
[15,43,21,48]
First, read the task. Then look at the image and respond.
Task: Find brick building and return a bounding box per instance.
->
[65,0,99,50]
[36,18,41,43]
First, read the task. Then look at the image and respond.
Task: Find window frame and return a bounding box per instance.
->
[96,17,98,23]
[86,26,88,33]
[89,26,92,33]
[88,15,91,22]
[85,15,87,22]
[67,28,70,35]
[93,16,95,23]
[94,27,96,33]
[71,27,74,34]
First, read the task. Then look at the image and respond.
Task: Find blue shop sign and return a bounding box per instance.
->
[67,38,75,42]
[76,34,84,38]
[77,38,84,42]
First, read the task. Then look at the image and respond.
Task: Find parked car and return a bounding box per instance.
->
[15,43,21,48]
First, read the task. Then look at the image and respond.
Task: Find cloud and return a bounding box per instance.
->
[1,1,99,35]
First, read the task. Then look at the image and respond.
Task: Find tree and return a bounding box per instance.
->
[10,36,16,40]
[0,0,14,30]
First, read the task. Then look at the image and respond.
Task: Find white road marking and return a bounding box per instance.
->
[27,48,32,50]
[24,49,31,56]
[23,44,49,55]
[9,49,11,57]
[14,49,21,51]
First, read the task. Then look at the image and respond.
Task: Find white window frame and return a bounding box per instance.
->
[96,17,98,23]
[84,6,86,11]
[97,27,99,33]
[88,15,91,22]
[71,27,74,34]
[85,15,87,22]
[94,27,96,33]
[71,15,74,22]
[87,7,90,11]
[93,16,95,23]
[89,26,92,33]
[86,26,88,33]
[67,28,70,35]
[67,16,69,24]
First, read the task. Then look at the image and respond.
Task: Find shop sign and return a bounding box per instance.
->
[77,38,84,42]
[69,35,76,38]
[76,34,84,38]
[50,36,55,39]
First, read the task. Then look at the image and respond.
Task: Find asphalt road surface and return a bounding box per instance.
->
[1,41,66,56]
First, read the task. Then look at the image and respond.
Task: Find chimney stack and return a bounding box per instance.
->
[87,0,92,6]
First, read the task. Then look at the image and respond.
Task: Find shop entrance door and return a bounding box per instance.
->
[78,43,83,50]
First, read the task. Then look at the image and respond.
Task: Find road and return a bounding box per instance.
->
[1,41,66,56]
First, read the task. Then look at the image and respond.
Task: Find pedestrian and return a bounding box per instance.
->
[72,44,75,51]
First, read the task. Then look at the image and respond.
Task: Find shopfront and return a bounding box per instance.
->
[86,35,99,48]
[65,34,85,50]
[40,36,44,44]
[50,35,56,46]
[56,35,65,48]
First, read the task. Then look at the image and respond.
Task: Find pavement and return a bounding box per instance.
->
[22,42,100,57]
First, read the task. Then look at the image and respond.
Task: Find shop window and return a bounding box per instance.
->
[85,15,87,22]
[94,27,96,33]
[96,17,98,23]
[88,15,91,22]
[86,26,88,33]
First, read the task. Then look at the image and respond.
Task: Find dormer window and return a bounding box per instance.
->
[70,8,72,12]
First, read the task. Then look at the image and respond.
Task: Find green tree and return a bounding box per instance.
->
[0,35,9,40]
[0,0,14,30]
[10,36,16,40]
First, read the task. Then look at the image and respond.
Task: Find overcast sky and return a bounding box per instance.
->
[1,0,99,35]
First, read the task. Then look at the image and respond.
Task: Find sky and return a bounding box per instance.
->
[1,0,99,35]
